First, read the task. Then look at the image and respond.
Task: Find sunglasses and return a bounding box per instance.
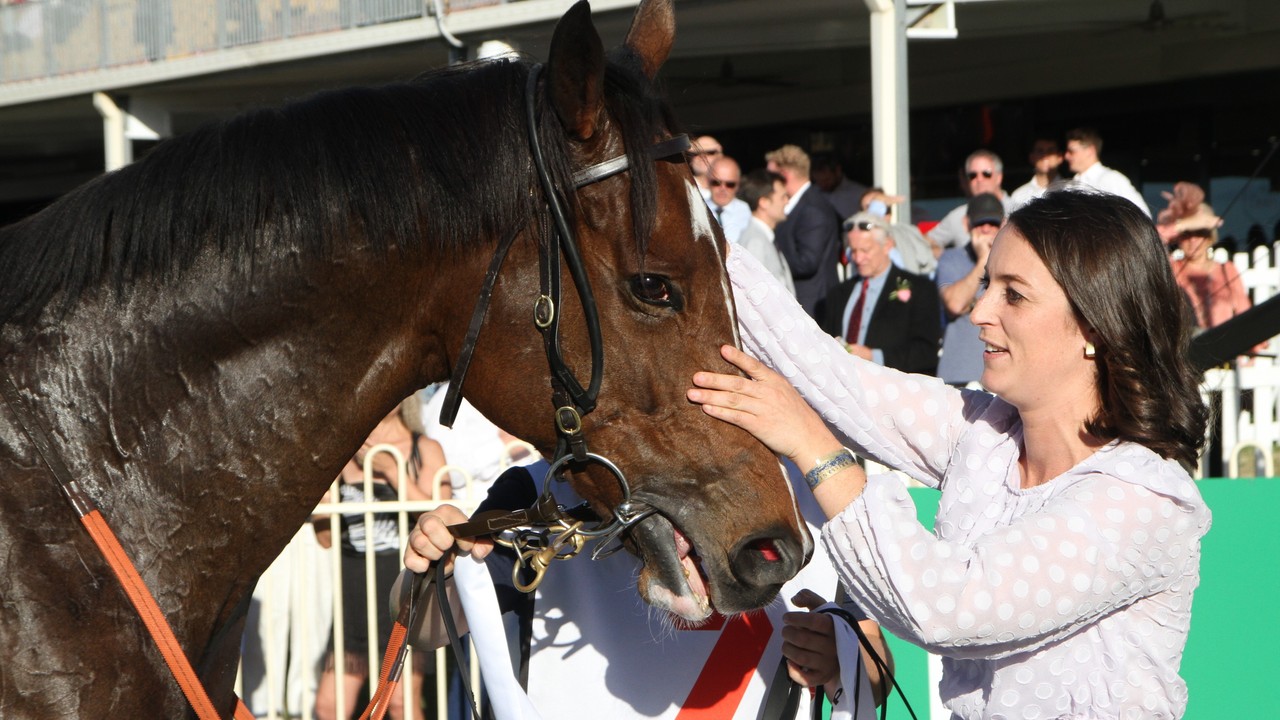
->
[842,220,878,232]
[709,179,737,189]
[966,169,995,180]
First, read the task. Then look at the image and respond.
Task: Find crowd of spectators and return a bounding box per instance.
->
[697,127,1270,390]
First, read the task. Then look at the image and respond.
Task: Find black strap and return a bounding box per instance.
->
[444,491,567,540]
[819,607,917,720]
[525,64,604,419]
[439,228,520,428]
[760,655,802,720]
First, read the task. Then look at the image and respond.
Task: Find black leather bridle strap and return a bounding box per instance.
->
[438,227,520,428]
[436,61,690,431]
[525,64,604,420]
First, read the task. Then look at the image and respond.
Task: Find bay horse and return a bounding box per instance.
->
[0,0,812,716]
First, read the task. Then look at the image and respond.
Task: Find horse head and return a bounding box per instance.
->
[450,0,812,621]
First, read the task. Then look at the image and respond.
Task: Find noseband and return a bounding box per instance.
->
[437,63,690,568]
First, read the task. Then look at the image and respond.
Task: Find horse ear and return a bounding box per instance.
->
[623,0,675,80]
[546,0,605,141]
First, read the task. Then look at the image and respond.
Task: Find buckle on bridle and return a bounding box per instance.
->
[554,405,583,436]
[533,295,555,329]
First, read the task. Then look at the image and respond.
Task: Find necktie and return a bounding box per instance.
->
[715,205,724,225]
[845,279,869,345]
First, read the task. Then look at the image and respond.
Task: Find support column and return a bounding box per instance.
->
[864,0,911,222]
[92,91,131,171]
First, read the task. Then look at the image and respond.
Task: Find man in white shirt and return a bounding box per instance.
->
[736,169,796,295]
[1064,127,1150,217]
[926,149,1017,257]
[1009,137,1063,209]
[707,155,752,244]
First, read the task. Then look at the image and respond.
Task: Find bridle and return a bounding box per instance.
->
[436,62,691,567]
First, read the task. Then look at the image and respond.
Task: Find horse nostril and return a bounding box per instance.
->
[730,530,801,590]
[748,538,782,563]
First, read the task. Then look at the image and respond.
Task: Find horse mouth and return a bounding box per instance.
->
[632,513,715,622]
[620,492,804,622]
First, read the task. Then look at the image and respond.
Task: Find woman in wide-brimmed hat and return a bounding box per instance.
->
[1162,184,1252,330]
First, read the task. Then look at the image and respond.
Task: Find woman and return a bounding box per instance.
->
[688,190,1212,718]
[1168,200,1252,331]
[315,396,448,720]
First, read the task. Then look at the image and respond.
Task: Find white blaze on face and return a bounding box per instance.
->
[685,180,740,348]
[684,180,811,558]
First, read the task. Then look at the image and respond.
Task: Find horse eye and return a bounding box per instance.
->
[629,274,682,310]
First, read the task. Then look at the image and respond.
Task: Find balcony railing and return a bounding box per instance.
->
[0,0,505,85]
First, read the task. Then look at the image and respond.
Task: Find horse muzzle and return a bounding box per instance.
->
[626,501,810,622]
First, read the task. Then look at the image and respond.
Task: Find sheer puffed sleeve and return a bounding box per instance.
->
[728,247,992,488]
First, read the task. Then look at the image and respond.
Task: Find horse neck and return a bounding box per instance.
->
[12,247,449,579]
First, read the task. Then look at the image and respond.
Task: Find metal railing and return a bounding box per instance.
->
[239,439,537,720]
[0,0,508,84]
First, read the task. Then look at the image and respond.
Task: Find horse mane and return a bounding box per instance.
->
[0,51,678,328]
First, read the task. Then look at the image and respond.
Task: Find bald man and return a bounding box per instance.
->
[707,155,751,244]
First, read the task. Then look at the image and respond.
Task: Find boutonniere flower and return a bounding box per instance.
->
[888,277,912,303]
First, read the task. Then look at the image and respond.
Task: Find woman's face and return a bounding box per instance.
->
[1177,229,1213,260]
[970,228,1098,415]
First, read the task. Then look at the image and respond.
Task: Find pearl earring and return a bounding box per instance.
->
[1084,342,1096,359]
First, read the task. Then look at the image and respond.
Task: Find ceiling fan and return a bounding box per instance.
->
[1113,0,1233,33]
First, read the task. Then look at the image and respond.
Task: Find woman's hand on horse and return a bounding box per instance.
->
[404,504,493,573]
[688,345,842,465]
[781,589,841,688]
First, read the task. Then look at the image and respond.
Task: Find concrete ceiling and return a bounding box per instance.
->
[1,0,1278,203]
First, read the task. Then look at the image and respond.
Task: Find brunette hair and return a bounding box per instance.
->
[738,169,784,212]
[1008,190,1207,469]
[1065,127,1103,153]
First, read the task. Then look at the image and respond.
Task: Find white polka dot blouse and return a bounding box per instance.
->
[728,248,1212,720]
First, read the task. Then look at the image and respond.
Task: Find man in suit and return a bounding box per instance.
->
[817,212,942,376]
[765,144,843,318]
[735,169,795,296]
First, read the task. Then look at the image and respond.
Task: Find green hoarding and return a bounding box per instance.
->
[870,481,1280,718]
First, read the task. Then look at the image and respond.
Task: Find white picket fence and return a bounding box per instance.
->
[1197,242,1280,478]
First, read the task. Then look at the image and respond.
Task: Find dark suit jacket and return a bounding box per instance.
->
[817,265,943,376]
[773,185,842,318]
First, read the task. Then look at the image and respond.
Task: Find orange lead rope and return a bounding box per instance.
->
[1,376,254,720]
[79,506,256,720]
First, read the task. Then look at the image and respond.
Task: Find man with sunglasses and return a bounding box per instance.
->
[707,155,751,244]
[935,193,1004,387]
[926,150,1016,257]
